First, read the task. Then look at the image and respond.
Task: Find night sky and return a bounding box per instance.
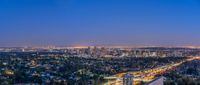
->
[0,0,200,47]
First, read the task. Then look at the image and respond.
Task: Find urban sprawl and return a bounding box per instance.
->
[0,47,200,85]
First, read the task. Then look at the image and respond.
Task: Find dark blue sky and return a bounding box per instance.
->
[0,0,200,47]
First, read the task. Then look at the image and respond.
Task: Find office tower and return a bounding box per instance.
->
[123,74,133,85]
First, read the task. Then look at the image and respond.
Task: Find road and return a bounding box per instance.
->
[104,56,200,85]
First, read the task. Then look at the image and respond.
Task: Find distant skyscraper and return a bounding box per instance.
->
[123,74,133,85]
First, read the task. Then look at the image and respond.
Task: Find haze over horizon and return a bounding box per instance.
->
[1,0,200,47]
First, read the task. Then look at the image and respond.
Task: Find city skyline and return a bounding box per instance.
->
[1,0,200,47]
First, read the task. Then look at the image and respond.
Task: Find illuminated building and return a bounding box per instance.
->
[123,74,133,85]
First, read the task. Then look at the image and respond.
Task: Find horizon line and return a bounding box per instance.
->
[1,45,200,49]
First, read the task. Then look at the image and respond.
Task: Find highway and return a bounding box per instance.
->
[104,56,200,85]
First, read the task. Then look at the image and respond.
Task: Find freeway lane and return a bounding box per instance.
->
[104,56,200,85]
